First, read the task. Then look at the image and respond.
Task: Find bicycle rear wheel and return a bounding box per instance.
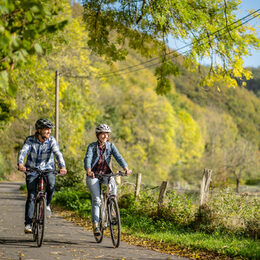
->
[94,197,104,243]
[108,196,121,248]
[36,197,46,247]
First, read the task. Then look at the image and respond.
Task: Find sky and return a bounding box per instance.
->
[76,0,259,67]
[168,0,260,68]
[239,0,260,67]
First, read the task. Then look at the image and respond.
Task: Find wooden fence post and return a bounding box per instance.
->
[135,173,142,198]
[200,169,212,206]
[158,181,168,210]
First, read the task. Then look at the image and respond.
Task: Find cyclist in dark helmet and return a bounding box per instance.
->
[18,119,67,233]
[84,124,132,235]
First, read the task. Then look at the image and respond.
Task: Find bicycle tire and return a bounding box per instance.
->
[108,196,121,248]
[94,195,104,243]
[32,204,38,242]
[36,197,46,247]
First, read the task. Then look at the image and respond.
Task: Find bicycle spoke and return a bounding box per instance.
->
[108,197,121,248]
[32,206,38,242]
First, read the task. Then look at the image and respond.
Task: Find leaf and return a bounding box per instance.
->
[8,83,18,97]
[0,71,9,90]
[34,43,43,54]
[25,11,33,22]
[30,5,40,13]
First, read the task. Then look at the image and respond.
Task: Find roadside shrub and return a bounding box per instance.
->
[55,157,85,190]
[52,185,91,217]
[245,179,260,185]
[205,189,260,238]
[162,190,195,226]
[0,151,10,180]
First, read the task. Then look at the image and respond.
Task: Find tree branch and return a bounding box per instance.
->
[224,0,235,41]
[136,0,146,24]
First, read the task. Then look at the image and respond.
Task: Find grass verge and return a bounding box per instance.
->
[52,187,260,260]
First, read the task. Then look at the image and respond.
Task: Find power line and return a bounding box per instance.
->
[100,13,259,76]
[62,9,259,79]
[96,9,260,77]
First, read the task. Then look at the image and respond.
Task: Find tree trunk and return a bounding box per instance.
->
[236,176,240,193]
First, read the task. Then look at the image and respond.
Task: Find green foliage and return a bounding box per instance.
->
[206,189,260,238]
[55,157,85,190]
[52,184,260,258]
[174,70,260,149]
[0,0,68,72]
[0,0,69,128]
[118,184,260,239]
[82,0,260,93]
[246,67,260,97]
[1,5,259,190]
[246,179,260,186]
[0,151,9,180]
[52,185,91,217]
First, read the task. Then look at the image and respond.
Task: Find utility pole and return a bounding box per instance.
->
[55,70,59,143]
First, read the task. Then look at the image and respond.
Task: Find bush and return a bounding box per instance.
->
[0,151,10,180]
[55,157,85,190]
[245,179,260,185]
[118,185,260,239]
[52,185,91,218]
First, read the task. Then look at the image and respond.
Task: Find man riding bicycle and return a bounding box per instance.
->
[84,124,131,235]
[18,119,67,233]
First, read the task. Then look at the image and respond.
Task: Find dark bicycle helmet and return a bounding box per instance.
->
[95,124,111,134]
[35,119,55,130]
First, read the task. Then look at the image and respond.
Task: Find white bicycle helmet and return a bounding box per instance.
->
[95,124,111,134]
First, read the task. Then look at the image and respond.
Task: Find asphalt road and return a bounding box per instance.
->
[0,182,189,260]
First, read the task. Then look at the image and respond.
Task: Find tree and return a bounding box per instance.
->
[224,137,258,193]
[0,0,68,88]
[82,0,260,94]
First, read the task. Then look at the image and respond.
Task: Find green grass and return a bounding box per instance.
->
[51,186,260,260]
[120,213,260,259]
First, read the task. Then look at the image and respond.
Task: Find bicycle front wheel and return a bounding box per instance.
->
[108,196,121,248]
[36,197,46,247]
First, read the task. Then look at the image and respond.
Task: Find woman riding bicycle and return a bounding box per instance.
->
[84,124,131,235]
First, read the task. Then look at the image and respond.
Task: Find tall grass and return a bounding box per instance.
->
[52,184,260,259]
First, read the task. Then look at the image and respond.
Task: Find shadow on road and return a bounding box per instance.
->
[0,183,23,187]
[0,237,35,248]
[0,237,79,248]
[0,197,25,201]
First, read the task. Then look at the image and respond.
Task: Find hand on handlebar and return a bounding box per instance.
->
[124,168,132,176]
[18,163,26,172]
[59,167,67,175]
[87,170,95,179]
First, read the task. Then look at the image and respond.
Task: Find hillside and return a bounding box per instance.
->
[0,4,259,187]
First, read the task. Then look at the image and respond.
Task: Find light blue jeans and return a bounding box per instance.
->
[86,176,117,223]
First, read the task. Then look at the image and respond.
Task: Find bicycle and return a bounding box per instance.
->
[93,171,127,248]
[26,168,59,247]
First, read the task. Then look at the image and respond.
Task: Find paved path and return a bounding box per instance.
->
[0,182,189,260]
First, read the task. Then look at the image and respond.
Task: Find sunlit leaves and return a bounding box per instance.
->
[82,0,260,94]
[0,0,68,84]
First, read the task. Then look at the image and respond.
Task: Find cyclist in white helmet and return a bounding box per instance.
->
[84,124,131,235]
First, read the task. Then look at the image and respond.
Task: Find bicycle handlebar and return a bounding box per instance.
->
[25,168,60,175]
[95,171,128,179]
